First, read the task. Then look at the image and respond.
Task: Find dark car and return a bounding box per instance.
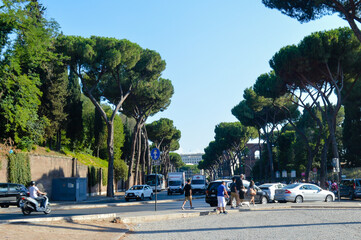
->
[339,179,361,200]
[0,183,29,208]
[205,179,269,207]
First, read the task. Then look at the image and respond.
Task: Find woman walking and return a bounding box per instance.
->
[248,180,257,206]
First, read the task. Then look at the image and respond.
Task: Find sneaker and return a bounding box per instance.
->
[181,206,184,210]
[223,211,228,214]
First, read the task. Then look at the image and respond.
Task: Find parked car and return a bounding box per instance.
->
[125,185,153,201]
[205,179,269,207]
[259,183,287,202]
[0,183,29,208]
[274,183,335,203]
[339,179,361,200]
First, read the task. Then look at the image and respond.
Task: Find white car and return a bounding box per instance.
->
[259,183,287,202]
[125,185,153,201]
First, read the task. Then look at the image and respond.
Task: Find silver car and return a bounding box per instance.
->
[274,183,335,203]
[259,183,287,202]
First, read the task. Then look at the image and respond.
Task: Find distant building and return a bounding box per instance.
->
[180,153,203,165]
[243,143,261,178]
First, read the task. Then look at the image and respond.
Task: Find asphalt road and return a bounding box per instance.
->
[0,191,208,221]
[125,207,361,240]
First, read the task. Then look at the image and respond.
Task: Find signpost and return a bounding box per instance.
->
[151,148,160,211]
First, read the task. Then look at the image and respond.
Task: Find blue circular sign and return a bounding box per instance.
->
[151,148,160,160]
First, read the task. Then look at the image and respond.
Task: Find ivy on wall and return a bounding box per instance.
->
[7,153,31,185]
[87,166,108,187]
[102,168,107,186]
[87,166,100,187]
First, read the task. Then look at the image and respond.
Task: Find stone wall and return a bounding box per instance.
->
[29,154,88,197]
[0,155,8,182]
[0,153,111,198]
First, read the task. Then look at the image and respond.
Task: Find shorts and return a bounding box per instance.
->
[184,196,192,201]
[217,196,226,208]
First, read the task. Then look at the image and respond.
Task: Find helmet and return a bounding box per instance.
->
[30,181,36,186]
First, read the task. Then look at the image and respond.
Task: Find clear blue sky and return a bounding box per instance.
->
[41,0,348,154]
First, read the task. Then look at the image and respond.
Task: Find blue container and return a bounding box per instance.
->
[52,178,87,201]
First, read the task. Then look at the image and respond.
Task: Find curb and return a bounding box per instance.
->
[52,197,204,210]
[115,211,219,224]
[1,213,118,224]
[2,202,360,225]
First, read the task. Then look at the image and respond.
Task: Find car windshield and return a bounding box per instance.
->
[284,184,300,189]
[260,184,272,188]
[169,181,181,186]
[130,186,143,190]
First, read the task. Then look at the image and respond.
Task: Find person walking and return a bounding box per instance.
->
[248,180,257,206]
[181,179,194,210]
[237,174,245,206]
[230,177,238,208]
[217,181,229,214]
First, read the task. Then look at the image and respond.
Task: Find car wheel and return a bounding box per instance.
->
[295,195,303,203]
[261,196,268,204]
[325,195,333,202]
[141,194,144,201]
[0,204,9,208]
[149,193,153,200]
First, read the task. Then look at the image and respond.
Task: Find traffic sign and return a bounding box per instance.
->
[151,148,160,160]
[153,160,161,166]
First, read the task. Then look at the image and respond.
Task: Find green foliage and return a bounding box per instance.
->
[180,165,200,175]
[147,118,181,151]
[262,0,361,43]
[114,158,128,182]
[87,165,108,187]
[62,148,108,169]
[102,168,108,186]
[341,168,361,179]
[342,80,361,167]
[87,166,99,187]
[0,0,60,147]
[169,152,184,169]
[7,152,31,185]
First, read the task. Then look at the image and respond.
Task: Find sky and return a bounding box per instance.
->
[41,0,349,154]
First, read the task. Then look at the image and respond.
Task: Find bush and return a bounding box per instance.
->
[102,168,108,186]
[7,153,31,185]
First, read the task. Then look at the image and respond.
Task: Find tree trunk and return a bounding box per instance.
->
[142,126,151,175]
[320,136,331,189]
[134,129,142,185]
[106,121,115,197]
[127,122,141,188]
[265,132,275,182]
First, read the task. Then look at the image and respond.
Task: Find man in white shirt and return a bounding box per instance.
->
[29,181,46,207]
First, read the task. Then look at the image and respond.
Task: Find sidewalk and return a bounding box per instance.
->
[1,199,361,240]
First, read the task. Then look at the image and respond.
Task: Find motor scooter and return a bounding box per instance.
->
[19,195,51,215]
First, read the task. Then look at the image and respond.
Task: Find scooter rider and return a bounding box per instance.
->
[29,181,46,207]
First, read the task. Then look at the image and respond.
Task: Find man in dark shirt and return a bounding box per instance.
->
[237,174,245,205]
[181,179,194,210]
[230,177,239,208]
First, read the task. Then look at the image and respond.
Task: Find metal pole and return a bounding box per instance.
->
[155,168,157,211]
[337,162,341,202]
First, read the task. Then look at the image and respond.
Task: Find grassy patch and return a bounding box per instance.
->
[62,149,108,169]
